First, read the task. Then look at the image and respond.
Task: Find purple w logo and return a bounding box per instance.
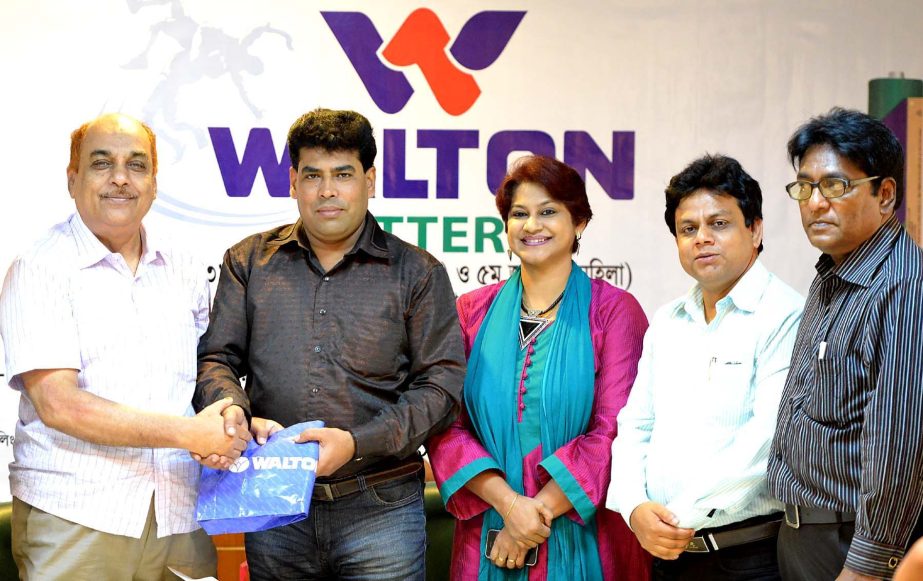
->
[322,9,525,115]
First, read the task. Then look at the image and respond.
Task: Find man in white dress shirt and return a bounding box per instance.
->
[608,154,804,580]
[0,113,249,579]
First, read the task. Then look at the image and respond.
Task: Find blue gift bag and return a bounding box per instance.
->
[196,420,324,535]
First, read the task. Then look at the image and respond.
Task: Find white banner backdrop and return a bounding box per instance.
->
[0,0,920,501]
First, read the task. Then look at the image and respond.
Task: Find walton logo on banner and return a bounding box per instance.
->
[120,5,632,233]
[322,9,525,115]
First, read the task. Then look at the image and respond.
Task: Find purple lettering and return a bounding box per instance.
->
[564,131,635,200]
[211,125,636,202]
[485,131,555,193]
[417,130,479,199]
[383,129,428,198]
[209,127,290,197]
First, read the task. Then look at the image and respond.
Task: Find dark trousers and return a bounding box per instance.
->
[777,510,923,580]
[652,515,782,581]
[777,521,853,580]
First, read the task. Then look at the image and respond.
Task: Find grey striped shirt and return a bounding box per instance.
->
[768,216,923,578]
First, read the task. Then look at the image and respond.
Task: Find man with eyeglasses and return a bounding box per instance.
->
[768,108,923,581]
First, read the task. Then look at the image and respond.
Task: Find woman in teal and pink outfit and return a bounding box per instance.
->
[428,155,651,580]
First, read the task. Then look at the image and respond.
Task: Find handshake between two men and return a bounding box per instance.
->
[192,402,358,478]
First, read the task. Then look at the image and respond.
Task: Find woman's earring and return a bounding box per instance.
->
[507,248,513,261]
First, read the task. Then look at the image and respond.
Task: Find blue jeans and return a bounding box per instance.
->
[245,472,426,581]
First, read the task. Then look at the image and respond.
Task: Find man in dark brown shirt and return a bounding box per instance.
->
[194,108,466,580]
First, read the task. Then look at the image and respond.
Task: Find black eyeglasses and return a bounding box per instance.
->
[785,176,880,200]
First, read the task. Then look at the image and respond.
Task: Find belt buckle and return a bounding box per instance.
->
[316,482,335,501]
[684,536,710,553]
[785,505,800,529]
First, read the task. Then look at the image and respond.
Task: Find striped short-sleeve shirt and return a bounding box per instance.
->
[0,213,210,538]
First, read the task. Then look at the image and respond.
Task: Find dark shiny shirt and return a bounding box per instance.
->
[768,216,923,578]
[195,213,466,478]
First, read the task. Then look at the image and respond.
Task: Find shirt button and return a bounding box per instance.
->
[314,346,321,353]
[323,276,330,282]
[319,309,327,315]
[312,387,320,394]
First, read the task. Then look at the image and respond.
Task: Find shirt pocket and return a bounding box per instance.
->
[802,356,865,427]
[704,355,754,426]
[341,315,408,380]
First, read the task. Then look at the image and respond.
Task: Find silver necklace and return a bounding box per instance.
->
[520,290,564,318]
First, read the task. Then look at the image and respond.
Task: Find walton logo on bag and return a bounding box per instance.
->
[322,9,525,115]
[228,457,250,473]
[228,455,318,473]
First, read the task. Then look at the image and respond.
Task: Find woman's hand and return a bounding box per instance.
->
[503,494,553,547]
[489,528,529,569]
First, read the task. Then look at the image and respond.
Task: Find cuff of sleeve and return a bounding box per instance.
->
[844,534,905,579]
[350,421,388,459]
[440,457,502,506]
[610,496,648,531]
[665,504,712,531]
[540,453,595,524]
[228,394,251,422]
[209,386,250,422]
[195,383,251,418]
[6,358,82,392]
[605,480,648,528]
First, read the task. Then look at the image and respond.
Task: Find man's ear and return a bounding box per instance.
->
[366,166,376,199]
[750,218,764,250]
[289,166,297,199]
[67,169,76,199]
[878,177,897,215]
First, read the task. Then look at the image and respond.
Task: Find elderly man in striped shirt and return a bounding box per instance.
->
[769,108,923,580]
[0,113,250,579]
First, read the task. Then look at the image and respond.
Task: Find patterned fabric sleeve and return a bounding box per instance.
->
[426,283,504,519]
[539,281,648,524]
[0,257,82,390]
[194,247,253,416]
[847,278,923,578]
[428,405,503,519]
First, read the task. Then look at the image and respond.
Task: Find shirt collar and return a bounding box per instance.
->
[138,223,166,266]
[676,259,770,320]
[268,212,390,261]
[815,214,901,287]
[723,259,770,312]
[68,213,164,270]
